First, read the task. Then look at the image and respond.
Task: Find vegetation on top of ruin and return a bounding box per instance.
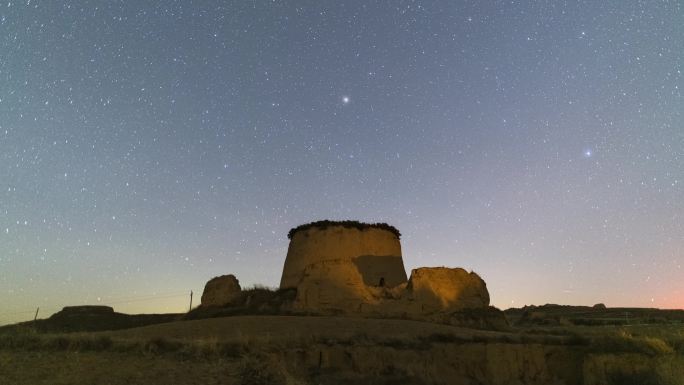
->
[287,220,401,239]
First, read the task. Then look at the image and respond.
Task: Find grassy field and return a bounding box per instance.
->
[505,304,684,326]
[105,315,501,342]
[1,315,683,384]
[0,350,242,385]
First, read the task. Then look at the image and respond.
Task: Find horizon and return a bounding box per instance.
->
[2,232,683,326]
[2,1,682,326]
[4,285,684,327]
[3,285,684,327]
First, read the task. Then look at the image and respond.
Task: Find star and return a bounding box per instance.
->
[342,96,350,104]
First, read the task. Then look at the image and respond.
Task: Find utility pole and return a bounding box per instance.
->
[34,307,39,321]
[189,290,193,311]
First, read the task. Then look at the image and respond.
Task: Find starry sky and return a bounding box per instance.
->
[1,1,683,325]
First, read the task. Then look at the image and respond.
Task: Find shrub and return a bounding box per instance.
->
[238,352,286,385]
[288,220,401,239]
[0,333,41,350]
[218,342,243,358]
[47,336,71,350]
[591,334,674,356]
[68,335,114,351]
[638,337,675,355]
[142,337,184,354]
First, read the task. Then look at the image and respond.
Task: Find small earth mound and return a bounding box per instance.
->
[201,274,242,307]
[407,267,490,311]
[58,305,115,314]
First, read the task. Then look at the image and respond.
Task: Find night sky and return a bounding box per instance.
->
[2,1,682,324]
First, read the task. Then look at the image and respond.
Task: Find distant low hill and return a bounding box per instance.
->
[505,304,684,326]
[0,305,181,334]
[4,300,683,336]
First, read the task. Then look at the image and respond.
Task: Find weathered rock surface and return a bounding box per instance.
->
[294,259,375,313]
[285,342,585,385]
[280,222,407,289]
[195,221,507,329]
[200,274,241,307]
[406,267,490,311]
[291,259,503,328]
[279,339,684,384]
[293,264,492,313]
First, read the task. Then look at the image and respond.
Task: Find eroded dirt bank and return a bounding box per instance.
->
[2,316,682,384]
[274,342,684,384]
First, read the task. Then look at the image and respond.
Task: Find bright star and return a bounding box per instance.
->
[584,149,593,158]
[342,96,350,104]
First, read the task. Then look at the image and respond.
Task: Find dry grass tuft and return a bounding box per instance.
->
[238,352,286,385]
[589,331,675,356]
[287,220,401,239]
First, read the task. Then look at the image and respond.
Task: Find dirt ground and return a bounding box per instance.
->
[104,315,499,343]
[0,350,241,385]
